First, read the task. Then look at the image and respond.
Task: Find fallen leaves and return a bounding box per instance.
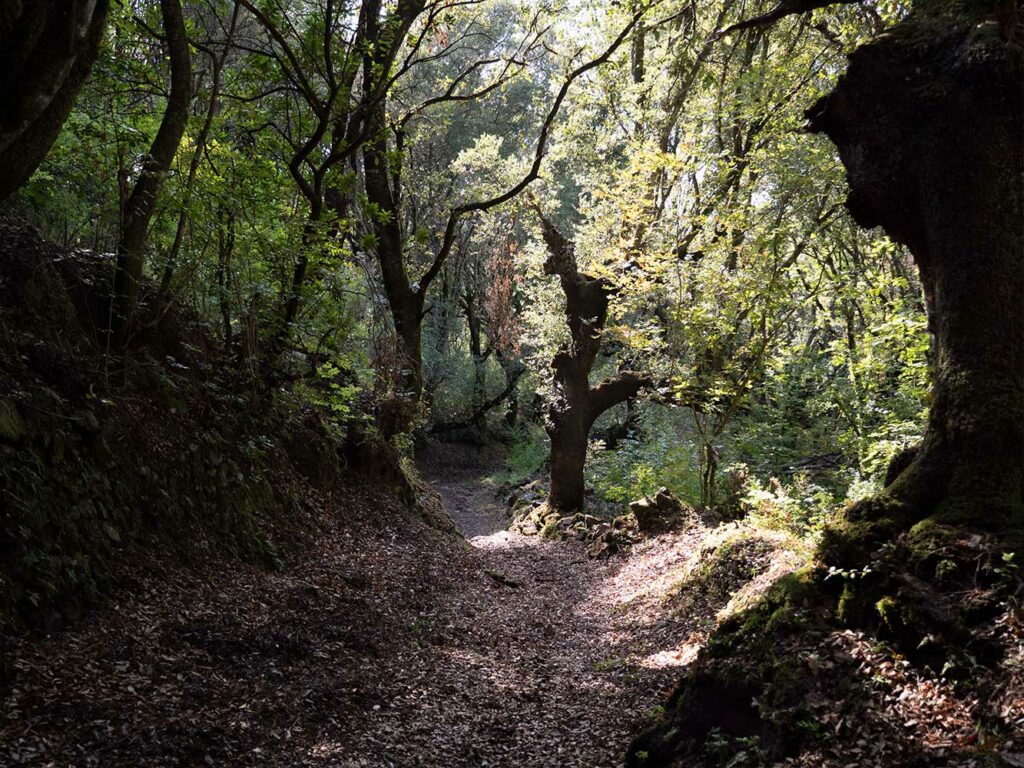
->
[2,446,1020,767]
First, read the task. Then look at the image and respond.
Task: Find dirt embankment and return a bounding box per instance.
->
[0,220,415,635]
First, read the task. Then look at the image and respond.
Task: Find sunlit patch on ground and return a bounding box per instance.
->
[469,529,536,550]
[640,638,704,669]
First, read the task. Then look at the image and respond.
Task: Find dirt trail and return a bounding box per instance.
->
[365,442,707,767]
[0,447,709,768]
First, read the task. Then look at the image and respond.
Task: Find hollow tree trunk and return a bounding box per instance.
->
[0,1,109,202]
[112,0,192,342]
[807,1,1024,538]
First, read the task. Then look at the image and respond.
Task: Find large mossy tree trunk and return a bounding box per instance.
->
[0,0,109,202]
[626,5,1021,766]
[807,0,1023,558]
[537,211,651,513]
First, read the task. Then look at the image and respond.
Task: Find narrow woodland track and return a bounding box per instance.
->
[374,443,704,768]
[0,447,707,768]
[3,446,1004,767]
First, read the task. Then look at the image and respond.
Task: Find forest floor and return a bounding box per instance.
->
[0,443,716,767]
[2,442,1021,767]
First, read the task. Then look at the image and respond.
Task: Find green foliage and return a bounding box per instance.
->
[587,432,702,507]
[294,358,371,430]
[739,472,837,539]
[500,424,548,484]
[704,729,763,767]
[5,0,931,546]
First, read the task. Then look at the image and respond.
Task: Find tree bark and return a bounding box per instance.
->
[112,0,192,342]
[158,3,239,304]
[279,209,321,342]
[215,209,235,350]
[549,407,591,511]
[627,6,1021,767]
[537,210,652,512]
[0,1,109,202]
[462,287,496,423]
[363,85,427,432]
[807,0,1024,537]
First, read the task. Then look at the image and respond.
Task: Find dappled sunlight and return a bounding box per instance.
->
[569,515,811,693]
[589,529,704,609]
[1,0,1017,762]
[640,637,704,670]
[468,529,541,551]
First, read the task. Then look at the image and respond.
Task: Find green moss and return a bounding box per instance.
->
[819,508,904,569]
[905,519,960,572]
[539,513,565,540]
[711,567,822,656]
[934,558,958,582]
[836,581,857,625]
[875,595,899,626]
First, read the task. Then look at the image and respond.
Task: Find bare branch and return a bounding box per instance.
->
[712,0,863,39]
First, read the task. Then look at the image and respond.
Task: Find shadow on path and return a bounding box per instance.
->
[417,440,511,540]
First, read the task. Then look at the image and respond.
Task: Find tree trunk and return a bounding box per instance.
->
[0,1,109,202]
[395,302,425,401]
[626,7,1021,767]
[157,3,238,304]
[807,1,1024,540]
[215,209,235,350]
[362,81,428,434]
[279,211,319,341]
[111,0,192,342]
[537,209,652,513]
[502,350,521,427]
[464,290,490,423]
[699,441,718,508]
[548,408,590,512]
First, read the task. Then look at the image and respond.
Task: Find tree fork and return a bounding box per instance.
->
[537,209,652,513]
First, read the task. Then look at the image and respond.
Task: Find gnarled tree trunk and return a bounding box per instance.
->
[807,0,1023,547]
[0,0,109,202]
[537,211,651,513]
[627,5,1021,766]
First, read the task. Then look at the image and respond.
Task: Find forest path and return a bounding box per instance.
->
[0,445,707,768]
[370,442,706,767]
